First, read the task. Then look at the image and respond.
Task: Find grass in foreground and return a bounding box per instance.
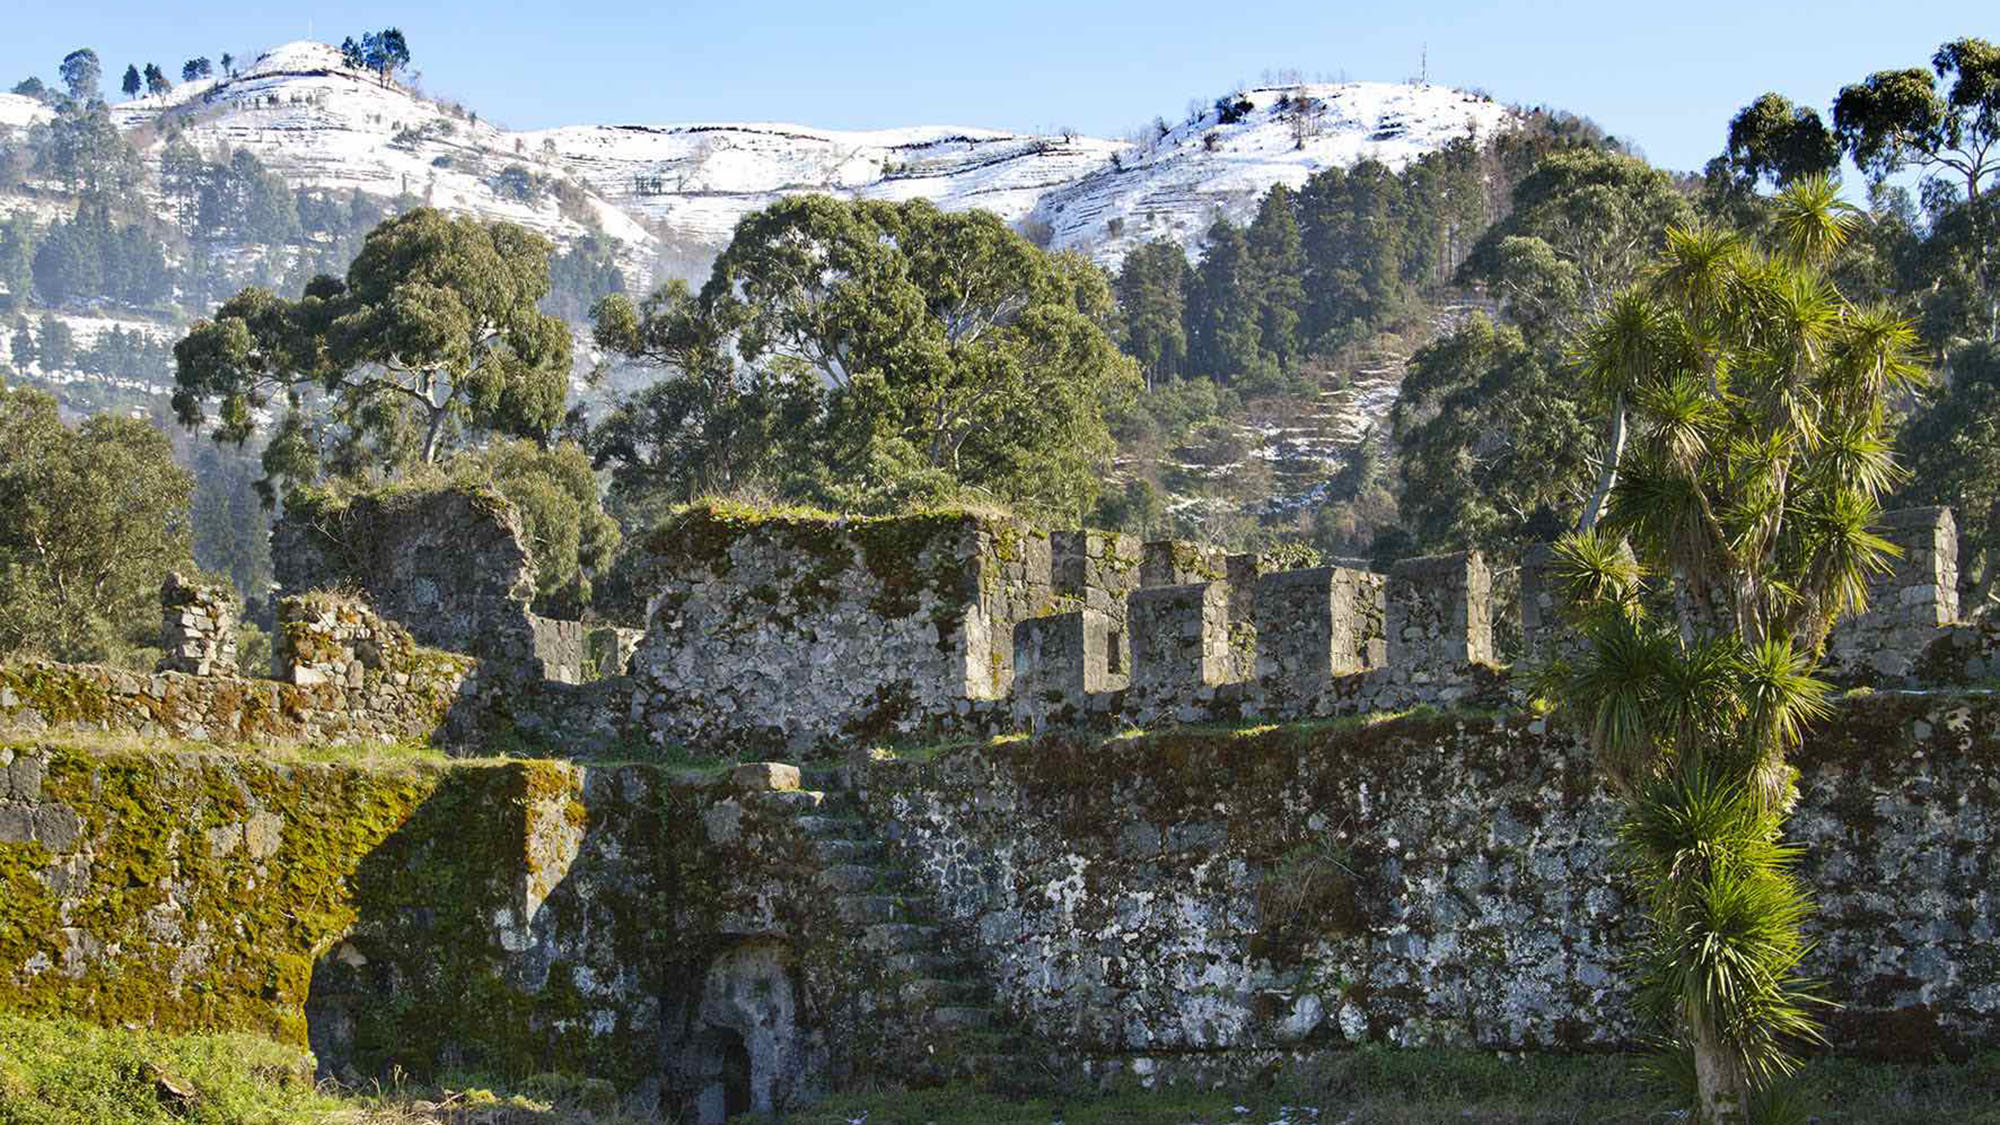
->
[7,1016,2000,1124]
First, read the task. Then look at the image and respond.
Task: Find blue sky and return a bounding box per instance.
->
[3,1,1991,173]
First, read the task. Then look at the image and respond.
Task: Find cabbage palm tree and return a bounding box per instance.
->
[1547,175,1924,1123]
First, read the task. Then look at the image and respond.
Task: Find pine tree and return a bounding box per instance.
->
[359,29,411,87]
[9,319,35,370]
[120,64,140,99]
[1246,184,1305,372]
[1114,241,1192,389]
[141,63,171,96]
[1187,220,1273,385]
[219,53,234,78]
[181,58,212,84]
[36,314,75,371]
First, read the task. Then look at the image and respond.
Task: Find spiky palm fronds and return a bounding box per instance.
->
[1551,527,1645,613]
[1767,174,1859,272]
[1555,172,1920,1124]
[1622,763,1829,1089]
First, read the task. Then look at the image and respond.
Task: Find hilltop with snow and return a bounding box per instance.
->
[70,40,1513,283]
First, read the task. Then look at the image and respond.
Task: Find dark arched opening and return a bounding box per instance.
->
[720,1031,752,1119]
[682,1026,753,1125]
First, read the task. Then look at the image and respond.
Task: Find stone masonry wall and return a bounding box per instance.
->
[861,693,2000,1063]
[273,483,555,680]
[0,654,476,748]
[156,572,239,676]
[626,506,1054,752]
[0,741,1047,1121]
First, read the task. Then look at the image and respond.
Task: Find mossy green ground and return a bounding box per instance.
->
[7,1018,2000,1125]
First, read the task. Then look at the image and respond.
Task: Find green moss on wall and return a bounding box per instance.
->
[0,742,676,1089]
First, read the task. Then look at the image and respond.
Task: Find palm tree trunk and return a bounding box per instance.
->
[1579,391,1627,532]
[1692,1019,1751,1124]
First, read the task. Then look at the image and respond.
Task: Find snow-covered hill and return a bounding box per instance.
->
[87,41,1514,282]
[0,92,52,132]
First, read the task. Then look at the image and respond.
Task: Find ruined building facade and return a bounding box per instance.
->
[2,488,1996,1122]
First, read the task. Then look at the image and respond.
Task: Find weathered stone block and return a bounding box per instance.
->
[1253,566,1383,704]
[732,762,802,792]
[1129,583,1229,722]
[1385,551,1493,678]
[1826,507,1962,685]
[1012,610,1117,728]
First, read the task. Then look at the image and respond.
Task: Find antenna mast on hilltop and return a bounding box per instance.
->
[1420,43,1428,86]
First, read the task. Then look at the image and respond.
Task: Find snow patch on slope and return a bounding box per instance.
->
[0,93,52,132]
[1032,83,1509,266]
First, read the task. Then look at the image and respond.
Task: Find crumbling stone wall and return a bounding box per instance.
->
[860,692,2000,1061]
[273,483,575,681]
[0,654,475,747]
[627,506,1053,752]
[156,572,239,676]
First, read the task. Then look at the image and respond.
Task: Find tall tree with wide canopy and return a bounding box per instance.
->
[593,195,1137,522]
[1716,93,1842,190]
[173,208,571,487]
[57,49,100,102]
[1546,176,1925,1123]
[1834,38,2000,338]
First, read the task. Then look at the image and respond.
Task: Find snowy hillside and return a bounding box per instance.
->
[0,92,52,132]
[86,41,1514,281]
[1030,83,1510,264]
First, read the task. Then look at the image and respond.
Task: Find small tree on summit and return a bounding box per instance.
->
[361,30,411,87]
[219,53,235,78]
[120,64,141,99]
[58,49,101,102]
[181,58,212,84]
[142,63,171,96]
[339,37,365,70]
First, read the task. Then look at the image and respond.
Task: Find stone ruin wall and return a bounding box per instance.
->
[2,495,1993,762]
[856,692,2000,1069]
[626,511,1037,753]
[0,592,478,746]
[11,497,2000,1117]
[6,691,2000,1120]
[272,484,629,686]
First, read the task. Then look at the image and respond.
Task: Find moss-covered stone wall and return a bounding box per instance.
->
[0,656,476,748]
[629,503,1053,753]
[0,740,988,1118]
[858,694,2000,1067]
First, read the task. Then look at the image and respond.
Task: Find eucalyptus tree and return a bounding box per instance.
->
[173,208,571,493]
[1546,175,1924,1123]
[592,195,1139,522]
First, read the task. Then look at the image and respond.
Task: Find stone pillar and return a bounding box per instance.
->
[1051,529,1141,674]
[1825,506,1961,684]
[156,572,239,676]
[1385,551,1494,680]
[1012,610,1116,728]
[1253,565,1386,695]
[1129,582,1230,722]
